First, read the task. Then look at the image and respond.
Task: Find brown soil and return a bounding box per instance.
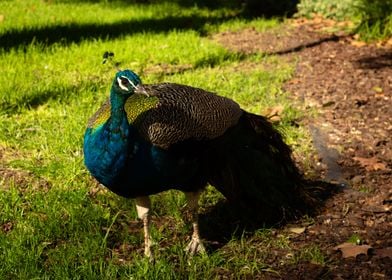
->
[214,22,391,279]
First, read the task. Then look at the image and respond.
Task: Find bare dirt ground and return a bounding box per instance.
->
[214,21,391,279]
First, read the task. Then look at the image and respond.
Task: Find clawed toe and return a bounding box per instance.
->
[185,237,206,256]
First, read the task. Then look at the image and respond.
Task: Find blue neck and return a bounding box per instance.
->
[109,88,129,128]
[83,88,133,187]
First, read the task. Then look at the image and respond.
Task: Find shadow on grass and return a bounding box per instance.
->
[174,0,299,17]
[0,14,233,52]
[51,0,298,17]
[268,34,342,56]
[1,50,251,114]
[1,0,302,52]
[199,180,343,251]
[0,82,100,114]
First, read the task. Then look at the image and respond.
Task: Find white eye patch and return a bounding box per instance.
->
[128,79,137,89]
[117,76,137,91]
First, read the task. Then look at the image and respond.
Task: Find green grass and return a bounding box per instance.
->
[347,233,362,244]
[0,1,314,278]
[354,0,392,41]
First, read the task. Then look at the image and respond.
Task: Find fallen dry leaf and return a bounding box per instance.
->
[350,40,367,48]
[353,156,387,171]
[334,242,372,258]
[289,227,306,234]
[288,78,301,85]
[362,205,391,213]
[372,86,383,93]
[262,105,284,123]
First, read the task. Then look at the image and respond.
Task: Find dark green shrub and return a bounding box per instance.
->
[355,0,392,40]
[296,0,356,20]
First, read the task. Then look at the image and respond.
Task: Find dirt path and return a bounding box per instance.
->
[214,22,391,279]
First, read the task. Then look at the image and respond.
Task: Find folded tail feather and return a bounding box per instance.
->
[208,112,323,224]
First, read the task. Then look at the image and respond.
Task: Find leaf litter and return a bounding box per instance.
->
[215,18,392,279]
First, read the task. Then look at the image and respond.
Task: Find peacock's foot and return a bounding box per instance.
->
[144,248,154,263]
[143,231,156,262]
[185,237,206,256]
[144,241,153,261]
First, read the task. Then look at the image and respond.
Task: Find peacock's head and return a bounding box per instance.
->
[113,69,142,96]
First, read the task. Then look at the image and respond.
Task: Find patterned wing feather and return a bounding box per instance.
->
[134,83,242,148]
[87,83,242,149]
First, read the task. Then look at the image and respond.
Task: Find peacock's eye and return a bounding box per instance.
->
[120,77,129,85]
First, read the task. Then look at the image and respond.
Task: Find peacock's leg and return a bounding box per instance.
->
[184,191,206,256]
[135,196,153,259]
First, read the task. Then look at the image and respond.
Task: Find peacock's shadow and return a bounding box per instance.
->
[198,180,343,252]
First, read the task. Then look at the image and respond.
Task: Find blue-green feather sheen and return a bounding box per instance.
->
[84,91,131,189]
[89,94,159,130]
[84,92,199,197]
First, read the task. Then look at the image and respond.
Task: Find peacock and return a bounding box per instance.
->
[83,69,317,258]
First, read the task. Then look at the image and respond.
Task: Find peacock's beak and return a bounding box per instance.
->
[135,85,150,97]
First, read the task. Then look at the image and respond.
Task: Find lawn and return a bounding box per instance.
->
[0,1,312,278]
